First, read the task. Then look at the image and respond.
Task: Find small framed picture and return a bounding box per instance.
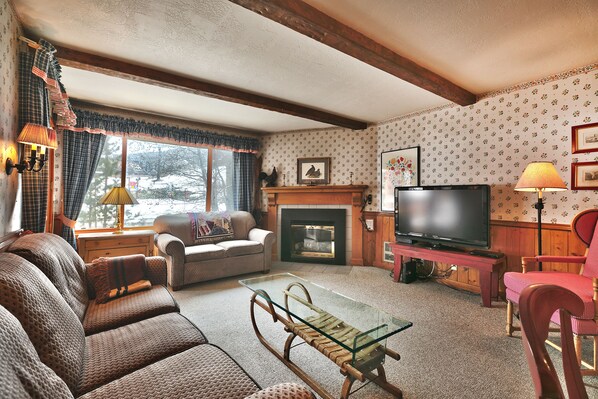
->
[571,162,598,190]
[572,122,598,154]
[297,157,330,185]
[380,146,420,212]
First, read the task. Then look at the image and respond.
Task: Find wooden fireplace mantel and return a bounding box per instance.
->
[262,185,369,265]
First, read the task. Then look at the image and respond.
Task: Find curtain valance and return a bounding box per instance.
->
[65,109,261,154]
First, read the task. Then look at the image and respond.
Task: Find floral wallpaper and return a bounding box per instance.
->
[260,125,378,199]
[261,66,598,224]
[0,0,21,235]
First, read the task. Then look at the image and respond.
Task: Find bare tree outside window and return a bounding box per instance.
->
[124,139,208,227]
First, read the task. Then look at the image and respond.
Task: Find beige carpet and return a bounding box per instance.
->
[172,262,598,399]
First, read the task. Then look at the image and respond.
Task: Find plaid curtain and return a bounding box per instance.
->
[69,109,260,153]
[19,50,51,232]
[61,130,106,248]
[233,152,256,212]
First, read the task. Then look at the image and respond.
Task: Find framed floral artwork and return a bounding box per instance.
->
[571,161,598,190]
[380,146,420,212]
[572,122,598,154]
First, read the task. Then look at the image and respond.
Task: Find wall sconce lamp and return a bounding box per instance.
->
[99,186,139,234]
[5,123,58,175]
[514,161,567,271]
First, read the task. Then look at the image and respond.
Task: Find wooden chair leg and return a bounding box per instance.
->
[506,300,514,336]
[594,336,598,372]
[574,334,583,366]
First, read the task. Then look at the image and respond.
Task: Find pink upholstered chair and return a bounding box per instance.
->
[505,208,598,375]
[519,284,588,399]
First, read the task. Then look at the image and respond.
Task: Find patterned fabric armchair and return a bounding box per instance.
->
[0,233,313,398]
[505,209,598,376]
[8,232,178,335]
[154,211,275,290]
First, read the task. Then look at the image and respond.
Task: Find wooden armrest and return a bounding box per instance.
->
[521,256,586,273]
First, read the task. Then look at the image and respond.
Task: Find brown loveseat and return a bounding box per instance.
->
[0,232,312,399]
[154,211,275,290]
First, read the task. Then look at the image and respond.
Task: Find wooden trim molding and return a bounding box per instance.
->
[229,0,476,106]
[54,45,368,130]
[262,185,369,265]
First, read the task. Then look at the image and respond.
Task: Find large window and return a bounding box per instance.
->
[211,149,234,211]
[78,137,234,231]
[78,136,122,229]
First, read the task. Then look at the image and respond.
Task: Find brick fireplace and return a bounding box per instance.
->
[262,185,368,265]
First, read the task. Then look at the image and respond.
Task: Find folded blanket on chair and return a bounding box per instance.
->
[88,254,151,303]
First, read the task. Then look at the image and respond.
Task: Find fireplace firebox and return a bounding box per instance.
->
[281,209,346,265]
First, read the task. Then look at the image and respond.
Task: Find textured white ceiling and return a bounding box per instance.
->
[61,66,331,132]
[303,0,598,94]
[12,0,598,133]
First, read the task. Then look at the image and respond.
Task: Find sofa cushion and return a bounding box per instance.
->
[9,232,89,321]
[0,253,86,394]
[505,271,595,319]
[185,244,227,262]
[79,344,260,399]
[244,383,315,399]
[154,211,257,245]
[0,305,74,399]
[189,211,235,244]
[79,313,207,394]
[83,285,179,335]
[231,211,257,240]
[217,240,263,257]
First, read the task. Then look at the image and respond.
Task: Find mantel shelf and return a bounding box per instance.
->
[261,185,368,194]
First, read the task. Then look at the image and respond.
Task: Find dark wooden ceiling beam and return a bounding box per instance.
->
[54,45,368,130]
[229,0,477,106]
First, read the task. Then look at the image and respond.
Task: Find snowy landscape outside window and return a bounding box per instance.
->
[211,149,234,211]
[125,139,208,227]
[78,136,234,230]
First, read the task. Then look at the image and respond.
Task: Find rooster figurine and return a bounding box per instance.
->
[258,167,278,187]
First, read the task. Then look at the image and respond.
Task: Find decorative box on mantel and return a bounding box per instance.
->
[262,185,368,265]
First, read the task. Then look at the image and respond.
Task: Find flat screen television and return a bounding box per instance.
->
[394,185,490,249]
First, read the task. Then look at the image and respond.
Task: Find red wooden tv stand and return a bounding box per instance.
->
[390,243,506,308]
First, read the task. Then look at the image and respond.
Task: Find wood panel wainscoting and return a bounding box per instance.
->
[261,209,586,297]
[361,212,586,297]
[261,185,369,266]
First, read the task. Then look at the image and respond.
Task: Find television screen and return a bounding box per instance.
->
[394,185,490,249]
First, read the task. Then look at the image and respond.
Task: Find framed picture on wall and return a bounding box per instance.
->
[571,161,598,190]
[380,146,420,212]
[297,157,330,185]
[572,122,598,154]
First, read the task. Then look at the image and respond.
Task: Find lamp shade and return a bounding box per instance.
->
[98,187,139,205]
[514,162,567,192]
[16,123,54,148]
[46,128,58,149]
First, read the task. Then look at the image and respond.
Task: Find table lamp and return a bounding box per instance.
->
[514,162,567,270]
[98,187,139,234]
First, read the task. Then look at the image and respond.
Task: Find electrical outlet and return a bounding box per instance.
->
[450,265,458,271]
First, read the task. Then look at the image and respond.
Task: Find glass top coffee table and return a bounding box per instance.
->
[240,273,412,399]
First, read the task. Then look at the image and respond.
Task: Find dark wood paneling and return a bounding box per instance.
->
[229,0,476,106]
[363,213,587,295]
